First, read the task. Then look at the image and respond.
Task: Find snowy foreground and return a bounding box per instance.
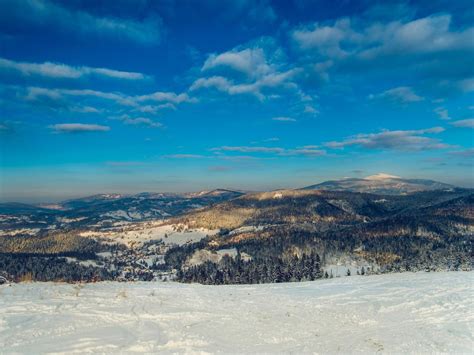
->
[0,272,472,353]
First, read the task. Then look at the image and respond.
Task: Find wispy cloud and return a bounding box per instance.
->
[448,148,474,157]
[272,116,296,122]
[369,86,424,103]
[450,118,474,128]
[136,92,197,104]
[25,87,136,107]
[164,154,205,159]
[325,127,449,151]
[211,145,326,157]
[434,107,450,120]
[282,148,326,157]
[202,48,272,79]
[49,123,110,133]
[190,69,300,101]
[304,105,319,114]
[0,57,149,80]
[23,86,194,108]
[112,115,162,128]
[212,146,285,154]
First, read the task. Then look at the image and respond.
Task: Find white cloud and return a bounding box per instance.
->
[292,18,355,58]
[283,148,326,157]
[164,154,205,159]
[191,38,308,103]
[134,103,177,114]
[50,123,110,133]
[85,67,147,80]
[304,105,319,114]
[369,86,424,103]
[190,69,300,101]
[70,106,102,114]
[272,116,296,122]
[263,137,279,142]
[457,78,474,92]
[190,76,232,91]
[212,146,285,154]
[0,57,148,80]
[202,48,272,78]
[116,116,162,128]
[24,86,194,108]
[325,127,449,151]
[358,15,474,59]
[211,145,326,157]
[434,107,450,120]
[294,15,473,60]
[450,119,474,128]
[136,91,196,104]
[291,14,474,95]
[25,87,135,107]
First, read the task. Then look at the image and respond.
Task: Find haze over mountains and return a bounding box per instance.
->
[0,174,467,233]
[0,173,456,211]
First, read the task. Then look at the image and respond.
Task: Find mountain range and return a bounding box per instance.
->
[0,174,472,283]
[0,174,468,234]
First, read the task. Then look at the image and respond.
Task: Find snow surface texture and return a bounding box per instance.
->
[0,272,472,353]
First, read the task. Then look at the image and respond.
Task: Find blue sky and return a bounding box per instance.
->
[0,0,473,202]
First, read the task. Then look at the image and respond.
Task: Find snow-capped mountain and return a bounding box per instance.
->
[302,173,454,195]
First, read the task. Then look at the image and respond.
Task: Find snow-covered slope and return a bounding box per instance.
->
[302,173,455,195]
[0,272,472,353]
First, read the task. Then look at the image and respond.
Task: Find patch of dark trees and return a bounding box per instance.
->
[177,252,325,285]
[0,253,117,282]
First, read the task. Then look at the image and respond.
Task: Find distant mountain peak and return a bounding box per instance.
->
[301,175,455,195]
[365,173,401,180]
[185,189,243,198]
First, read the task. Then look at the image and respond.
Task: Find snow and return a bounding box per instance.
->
[0,228,41,236]
[120,225,217,246]
[79,223,218,247]
[0,272,472,353]
[186,248,240,267]
[365,173,401,180]
[228,225,266,236]
[56,216,87,223]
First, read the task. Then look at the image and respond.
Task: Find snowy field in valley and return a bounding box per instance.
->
[0,272,472,353]
[80,223,218,247]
